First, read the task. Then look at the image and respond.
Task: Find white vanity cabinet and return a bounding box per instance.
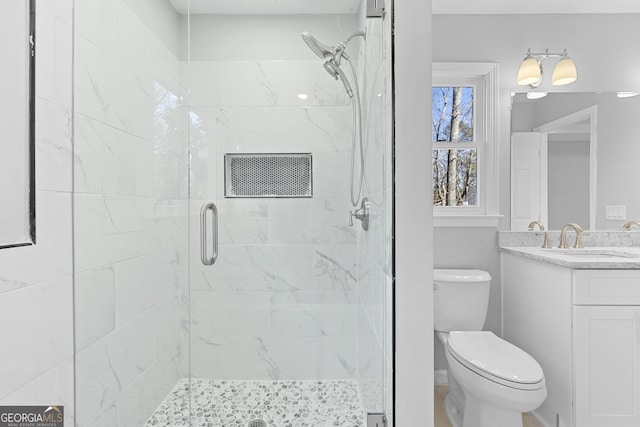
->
[572,270,640,427]
[502,252,640,427]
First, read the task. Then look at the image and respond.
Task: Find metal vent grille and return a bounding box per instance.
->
[225,153,312,198]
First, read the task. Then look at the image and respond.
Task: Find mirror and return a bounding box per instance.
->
[0,0,35,248]
[511,92,640,231]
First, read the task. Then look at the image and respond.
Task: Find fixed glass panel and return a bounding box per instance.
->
[0,0,35,248]
[433,148,478,206]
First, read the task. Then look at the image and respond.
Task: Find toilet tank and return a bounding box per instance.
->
[434,269,491,332]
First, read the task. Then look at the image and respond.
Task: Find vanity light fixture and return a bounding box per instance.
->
[617,92,639,98]
[517,48,577,87]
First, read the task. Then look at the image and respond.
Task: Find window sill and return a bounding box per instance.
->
[433,215,503,228]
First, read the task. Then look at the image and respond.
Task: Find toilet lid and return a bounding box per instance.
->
[447,331,545,390]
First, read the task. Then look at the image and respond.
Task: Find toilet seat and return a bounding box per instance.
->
[447,331,545,391]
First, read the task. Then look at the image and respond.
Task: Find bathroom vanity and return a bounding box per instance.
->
[501,247,640,427]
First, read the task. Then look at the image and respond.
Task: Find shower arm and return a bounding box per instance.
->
[332,30,366,64]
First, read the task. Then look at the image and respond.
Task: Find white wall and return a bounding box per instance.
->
[547,138,590,230]
[395,0,434,424]
[0,0,74,425]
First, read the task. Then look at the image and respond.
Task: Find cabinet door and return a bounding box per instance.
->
[574,306,640,427]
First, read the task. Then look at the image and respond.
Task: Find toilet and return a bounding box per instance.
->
[434,269,546,427]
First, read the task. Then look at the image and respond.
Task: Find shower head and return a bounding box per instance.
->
[301,31,333,59]
[301,29,366,63]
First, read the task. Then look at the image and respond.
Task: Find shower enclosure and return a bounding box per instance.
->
[73,0,393,425]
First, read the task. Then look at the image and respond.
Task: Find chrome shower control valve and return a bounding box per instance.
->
[349,197,370,231]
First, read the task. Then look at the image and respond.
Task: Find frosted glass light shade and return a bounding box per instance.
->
[517,57,541,85]
[552,57,577,86]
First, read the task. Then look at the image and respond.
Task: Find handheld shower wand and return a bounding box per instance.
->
[323,60,353,98]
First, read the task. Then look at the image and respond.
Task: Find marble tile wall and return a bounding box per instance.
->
[0,0,74,425]
[185,18,363,381]
[73,1,187,426]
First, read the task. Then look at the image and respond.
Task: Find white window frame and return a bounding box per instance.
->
[432,62,500,227]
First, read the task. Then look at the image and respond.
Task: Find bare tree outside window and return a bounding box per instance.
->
[432,87,477,206]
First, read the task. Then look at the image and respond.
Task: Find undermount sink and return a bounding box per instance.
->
[548,249,640,259]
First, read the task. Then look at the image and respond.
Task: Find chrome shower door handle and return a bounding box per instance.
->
[200,202,218,266]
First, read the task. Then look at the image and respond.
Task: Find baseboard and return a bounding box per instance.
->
[434,369,448,385]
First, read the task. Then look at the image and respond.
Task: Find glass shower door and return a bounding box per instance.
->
[183,1,394,426]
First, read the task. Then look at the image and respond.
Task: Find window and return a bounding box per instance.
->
[432,63,499,226]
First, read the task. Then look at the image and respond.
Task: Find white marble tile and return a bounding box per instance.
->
[73,0,114,53]
[0,191,72,290]
[218,218,269,245]
[312,151,352,200]
[154,296,182,360]
[152,200,188,251]
[75,310,156,425]
[36,7,73,110]
[73,35,113,126]
[0,358,75,426]
[216,198,269,222]
[189,336,282,380]
[115,360,179,427]
[73,194,157,271]
[188,60,350,108]
[196,106,352,153]
[215,245,314,291]
[85,405,117,427]
[114,250,179,326]
[101,196,154,235]
[271,310,356,338]
[108,312,156,390]
[37,0,73,28]
[74,267,116,351]
[189,290,271,338]
[311,198,357,244]
[189,325,356,380]
[0,276,73,398]
[314,336,357,378]
[312,244,358,292]
[73,114,112,195]
[267,199,313,244]
[36,99,72,192]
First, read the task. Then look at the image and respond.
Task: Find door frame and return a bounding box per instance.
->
[534,106,598,231]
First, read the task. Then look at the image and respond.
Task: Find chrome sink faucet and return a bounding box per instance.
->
[623,221,640,229]
[559,223,585,249]
[528,221,551,248]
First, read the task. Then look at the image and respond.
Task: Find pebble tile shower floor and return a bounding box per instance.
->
[145,378,366,427]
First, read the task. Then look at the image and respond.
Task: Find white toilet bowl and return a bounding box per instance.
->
[443,331,547,427]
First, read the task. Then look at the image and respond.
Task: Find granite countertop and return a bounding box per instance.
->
[500,246,640,269]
